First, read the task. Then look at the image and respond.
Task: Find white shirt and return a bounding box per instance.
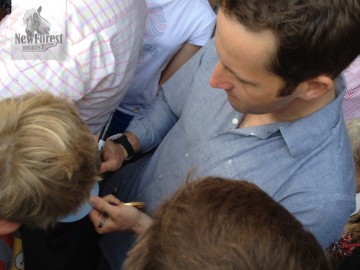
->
[118,0,216,115]
[0,0,146,134]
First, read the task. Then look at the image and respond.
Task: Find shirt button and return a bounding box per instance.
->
[232,118,238,125]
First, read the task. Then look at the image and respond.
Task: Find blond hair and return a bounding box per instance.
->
[345,118,360,238]
[0,92,100,229]
[346,119,360,170]
[125,176,330,270]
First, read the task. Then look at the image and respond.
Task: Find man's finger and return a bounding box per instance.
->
[102,194,121,205]
[89,196,113,213]
[101,159,119,173]
[100,163,108,174]
[88,207,102,224]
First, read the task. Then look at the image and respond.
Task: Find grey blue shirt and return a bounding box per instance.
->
[101,38,355,269]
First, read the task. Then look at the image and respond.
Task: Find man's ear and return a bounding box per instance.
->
[295,75,334,100]
[0,219,21,235]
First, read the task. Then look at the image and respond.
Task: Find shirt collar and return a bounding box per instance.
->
[232,122,282,139]
[280,76,346,156]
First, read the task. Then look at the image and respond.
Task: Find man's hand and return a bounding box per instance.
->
[98,131,141,174]
[99,140,127,174]
[89,195,152,235]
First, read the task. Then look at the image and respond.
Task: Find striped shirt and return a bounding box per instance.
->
[343,56,360,121]
[0,0,146,134]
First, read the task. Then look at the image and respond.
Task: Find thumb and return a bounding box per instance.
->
[99,162,108,174]
[100,160,116,174]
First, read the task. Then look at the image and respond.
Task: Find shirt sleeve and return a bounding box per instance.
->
[276,163,356,249]
[292,199,354,249]
[127,40,214,152]
[70,0,146,133]
[186,2,216,47]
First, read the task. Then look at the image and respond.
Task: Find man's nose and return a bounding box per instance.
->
[209,62,233,90]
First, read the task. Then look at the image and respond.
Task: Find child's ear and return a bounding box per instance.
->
[0,219,21,235]
[295,75,334,100]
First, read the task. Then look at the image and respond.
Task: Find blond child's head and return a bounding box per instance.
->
[0,92,100,233]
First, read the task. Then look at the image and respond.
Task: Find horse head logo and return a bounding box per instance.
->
[23,6,50,35]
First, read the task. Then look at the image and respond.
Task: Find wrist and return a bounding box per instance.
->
[110,134,135,160]
[123,131,141,153]
[115,143,128,160]
[132,212,152,235]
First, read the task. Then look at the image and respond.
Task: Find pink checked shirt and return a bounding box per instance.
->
[0,0,146,134]
[343,56,360,121]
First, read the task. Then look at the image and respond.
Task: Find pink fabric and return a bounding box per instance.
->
[0,0,146,134]
[343,56,360,121]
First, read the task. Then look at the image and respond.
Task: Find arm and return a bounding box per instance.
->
[159,0,216,85]
[100,42,215,173]
[73,0,146,134]
[99,91,179,174]
[159,42,202,85]
[290,199,354,249]
[89,195,152,235]
[99,131,142,173]
[126,42,214,153]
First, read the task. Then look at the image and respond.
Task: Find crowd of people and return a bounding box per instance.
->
[1,0,360,270]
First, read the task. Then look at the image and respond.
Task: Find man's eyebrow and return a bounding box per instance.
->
[222,63,258,87]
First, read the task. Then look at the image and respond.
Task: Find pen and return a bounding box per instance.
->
[97,201,145,228]
[97,112,114,154]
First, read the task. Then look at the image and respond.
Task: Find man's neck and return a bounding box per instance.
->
[239,89,336,128]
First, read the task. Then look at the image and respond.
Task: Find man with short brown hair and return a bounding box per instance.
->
[96,1,360,268]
